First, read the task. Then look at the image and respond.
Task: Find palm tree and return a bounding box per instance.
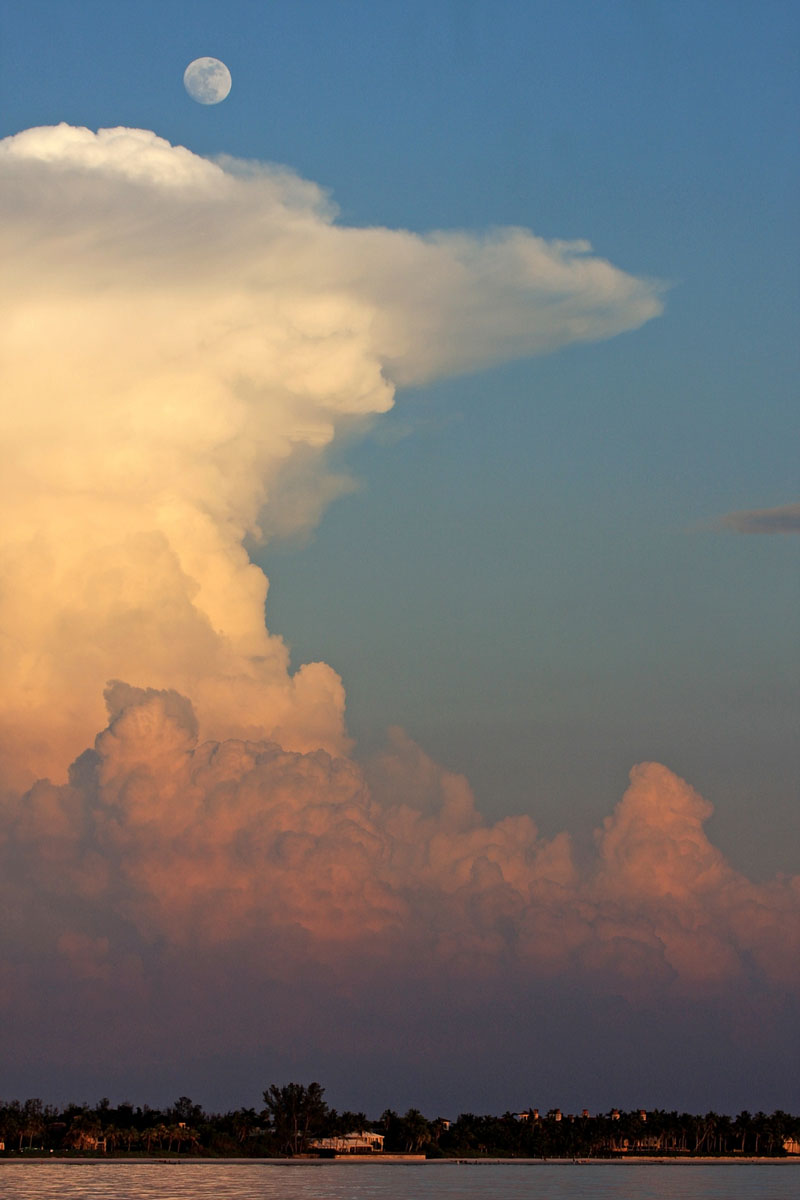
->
[65,1114,103,1152]
[102,1124,122,1153]
[122,1126,141,1153]
[733,1111,752,1154]
[752,1111,768,1156]
[21,1099,45,1150]
[142,1124,163,1154]
[400,1108,430,1153]
[231,1107,258,1145]
[716,1113,733,1155]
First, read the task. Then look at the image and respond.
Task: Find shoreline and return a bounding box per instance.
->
[2,1155,798,1166]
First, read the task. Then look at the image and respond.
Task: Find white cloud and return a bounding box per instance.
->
[0,124,663,786]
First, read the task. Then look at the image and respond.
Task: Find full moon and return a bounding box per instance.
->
[183,57,232,105]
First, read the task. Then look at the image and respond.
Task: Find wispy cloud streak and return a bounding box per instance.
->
[718,501,800,534]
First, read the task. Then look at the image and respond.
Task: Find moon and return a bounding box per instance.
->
[183,58,232,105]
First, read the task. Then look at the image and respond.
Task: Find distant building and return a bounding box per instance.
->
[784,1138,800,1155]
[67,1131,107,1152]
[308,1131,384,1155]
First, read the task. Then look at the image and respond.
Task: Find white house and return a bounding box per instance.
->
[308,1131,385,1155]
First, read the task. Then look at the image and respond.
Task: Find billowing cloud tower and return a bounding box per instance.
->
[0,123,661,787]
[1,125,797,1110]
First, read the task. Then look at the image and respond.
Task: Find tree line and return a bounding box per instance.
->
[1,1085,799,1158]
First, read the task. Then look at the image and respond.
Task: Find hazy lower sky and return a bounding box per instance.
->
[0,1,797,1116]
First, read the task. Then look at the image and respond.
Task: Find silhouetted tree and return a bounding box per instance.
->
[262,1082,328,1155]
[170,1096,205,1127]
[398,1108,430,1153]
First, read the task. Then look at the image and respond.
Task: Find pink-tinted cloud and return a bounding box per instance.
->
[4,685,797,1000]
[2,124,795,1111]
[1,683,797,1109]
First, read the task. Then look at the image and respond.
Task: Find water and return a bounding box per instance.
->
[0,1160,796,1200]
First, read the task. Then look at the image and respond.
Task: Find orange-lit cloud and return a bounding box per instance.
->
[5,684,797,1008]
[3,124,797,1108]
[0,124,661,787]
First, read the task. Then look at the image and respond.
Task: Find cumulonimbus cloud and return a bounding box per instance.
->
[0,123,662,788]
[5,126,797,1103]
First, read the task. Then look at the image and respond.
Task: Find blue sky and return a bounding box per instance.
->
[1,0,796,880]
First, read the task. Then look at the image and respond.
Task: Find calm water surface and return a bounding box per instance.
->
[0,1161,797,1200]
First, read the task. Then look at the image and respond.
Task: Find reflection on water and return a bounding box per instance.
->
[0,1161,795,1200]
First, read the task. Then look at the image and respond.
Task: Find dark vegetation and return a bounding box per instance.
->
[1,1085,799,1158]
